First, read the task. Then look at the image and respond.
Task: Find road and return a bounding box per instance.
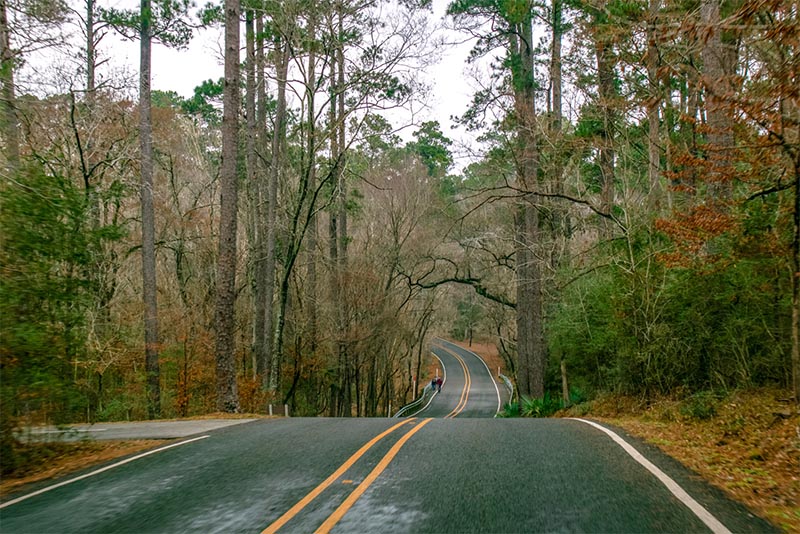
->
[0,345,775,533]
[411,338,506,418]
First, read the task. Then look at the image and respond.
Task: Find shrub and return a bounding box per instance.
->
[520,392,562,418]
[498,401,519,418]
[680,391,719,420]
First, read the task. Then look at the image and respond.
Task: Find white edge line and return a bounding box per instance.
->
[0,434,211,509]
[570,418,731,534]
[407,351,446,418]
[448,341,503,417]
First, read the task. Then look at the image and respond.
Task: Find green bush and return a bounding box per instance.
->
[547,225,791,399]
[497,401,520,418]
[679,391,719,420]
[520,392,562,418]
[1,162,125,427]
[569,387,587,405]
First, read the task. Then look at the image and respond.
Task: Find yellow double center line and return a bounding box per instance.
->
[440,345,471,419]
[262,418,432,534]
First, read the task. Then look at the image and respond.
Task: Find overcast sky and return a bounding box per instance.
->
[88,0,480,169]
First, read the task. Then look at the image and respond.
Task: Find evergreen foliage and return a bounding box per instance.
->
[0,162,125,442]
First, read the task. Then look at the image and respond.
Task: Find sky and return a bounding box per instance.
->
[93,0,481,170]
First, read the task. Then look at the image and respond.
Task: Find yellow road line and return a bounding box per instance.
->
[442,347,471,418]
[261,418,415,534]
[314,418,433,534]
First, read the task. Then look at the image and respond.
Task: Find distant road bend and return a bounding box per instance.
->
[0,342,775,533]
[402,338,504,419]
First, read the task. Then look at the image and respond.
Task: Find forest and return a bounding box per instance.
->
[1,0,798,443]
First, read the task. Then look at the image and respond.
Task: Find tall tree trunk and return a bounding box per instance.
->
[549,0,568,265]
[647,0,662,210]
[700,0,734,200]
[139,0,160,419]
[515,202,544,398]
[86,0,96,106]
[255,13,273,383]
[551,0,561,137]
[266,39,289,391]
[328,40,345,415]
[0,0,19,169]
[214,0,241,412]
[512,10,545,399]
[336,10,348,266]
[594,13,616,225]
[335,6,351,416]
[245,9,266,380]
[793,159,800,404]
[306,8,319,357]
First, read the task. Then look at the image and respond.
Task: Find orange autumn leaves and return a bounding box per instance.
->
[656,204,738,268]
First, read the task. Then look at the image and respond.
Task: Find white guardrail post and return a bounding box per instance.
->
[499,374,514,404]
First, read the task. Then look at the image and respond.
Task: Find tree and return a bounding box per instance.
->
[0,0,19,168]
[103,0,194,418]
[448,0,546,397]
[1,161,124,463]
[1,0,68,169]
[407,120,454,178]
[139,0,161,418]
[213,0,240,412]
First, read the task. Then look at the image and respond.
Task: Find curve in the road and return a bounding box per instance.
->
[417,339,501,418]
[443,346,470,418]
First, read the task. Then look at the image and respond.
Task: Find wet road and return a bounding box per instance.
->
[0,344,776,533]
[417,339,505,418]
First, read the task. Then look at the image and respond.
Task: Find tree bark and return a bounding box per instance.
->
[336,8,351,416]
[560,357,569,406]
[793,160,800,404]
[266,39,288,391]
[0,0,19,169]
[700,0,735,199]
[594,10,616,224]
[647,0,662,210]
[305,7,319,356]
[328,35,344,415]
[549,0,569,265]
[214,0,240,412]
[245,10,266,380]
[255,13,273,383]
[86,0,96,106]
[512,10,545,399]
[139,0,160,419]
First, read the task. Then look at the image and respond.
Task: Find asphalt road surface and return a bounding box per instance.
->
[1,346,775,534]
[412,339,506,418]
